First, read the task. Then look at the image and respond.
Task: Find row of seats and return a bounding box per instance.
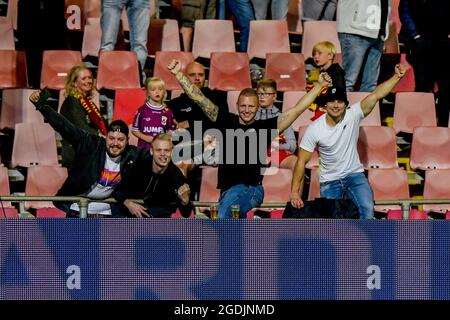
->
[0,165,67,218]
[2,164,449,219]
[198,166,450,220]
[1,86,439,134]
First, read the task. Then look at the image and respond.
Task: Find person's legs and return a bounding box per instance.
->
[226,0,255,52]
[218,184,264,218]
[100,0,125,52]
[343,172,374,219]
[359,37,383,92]
[338,33,370,92]
[320,179,344,199]
[271,0,289,20]
[127,0,150,72]
[411,39,434,92]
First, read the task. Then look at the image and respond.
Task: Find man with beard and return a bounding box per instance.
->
[114,133,192,218]
[29,89,147,217]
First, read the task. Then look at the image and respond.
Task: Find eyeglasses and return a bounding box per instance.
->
[257,92,276,97]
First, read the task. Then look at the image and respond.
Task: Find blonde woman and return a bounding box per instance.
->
[61,64,107,168]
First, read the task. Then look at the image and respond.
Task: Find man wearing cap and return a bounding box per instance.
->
[290,64,408,219]
[29,89,148,217]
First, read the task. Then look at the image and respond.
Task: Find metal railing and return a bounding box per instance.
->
[2,196,450,219]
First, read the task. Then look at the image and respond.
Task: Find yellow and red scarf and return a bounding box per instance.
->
[76,94,107,135]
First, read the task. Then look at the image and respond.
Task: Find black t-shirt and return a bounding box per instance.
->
[215,113,278,192]
[167,87,228,138]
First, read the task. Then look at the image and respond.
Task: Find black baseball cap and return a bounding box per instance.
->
[318,87,349,105]
[107,120,129,136]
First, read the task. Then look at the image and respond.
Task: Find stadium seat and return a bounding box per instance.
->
[357,126,398,169]
[308,167,321,200]
[147,19,181,57]
[301,21,341,58]
[247,20,290,60]
[423,169,450,216]
[347,92,381,126]
[6,0,18,30]
[392,54,415,93]
[81,17,102,58]
[153,51,194,91]
[112,88,147,125]
[393,92,436,134]
[410,127,450,170]
[384,22,400,54]
[96,51,141,90]
[227,90,240,115]
[0,50,28,89]
[264,52,306,91]
[287,0,302,34]
[208,52,251,91]
[0,166,19,218]
[0,89,44,129]
[281,91,314,130]
[192,19,235,59]
[24,165,68,211]
[297,126,319,169]
[0,17,15,50]
[262,168,293,218]
[40,50,82,90]
[11,123,58,168]
[82,17,126,58]
[199,166,220,204]
[368,168,410,217]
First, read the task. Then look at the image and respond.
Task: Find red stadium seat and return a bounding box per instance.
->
[153,51,194,91]
[247,20,290,60]
[112,88,147,125]
[0,166,19,217]
[96,51,141,90]
[0,89,44,129]
[410,127,450,170]
[192,19,235,59]
[265,53,306,91]
[369,168,409,217]
[11,123,58,168]
[40,50,82,90]
[147,19,181,57]
[208,52,251,91]
[25,165,68,211]
[393,92,436,134]
[0,50,28,89]
[347,92,381,126]
[281,91,314,130]
[357,126,398,169]
[308,168,321,200]
[302,21,341,58]
[0,17,15,50]
[423,169,450,216]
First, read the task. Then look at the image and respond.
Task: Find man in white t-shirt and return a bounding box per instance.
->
[290,64,408,219]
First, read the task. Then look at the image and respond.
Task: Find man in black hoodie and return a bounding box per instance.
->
[29,90,191,218]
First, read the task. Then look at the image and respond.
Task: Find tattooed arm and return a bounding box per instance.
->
[167,59,219,122]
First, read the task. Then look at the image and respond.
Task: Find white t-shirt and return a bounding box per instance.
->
[70,154,121,215]
[300,102,364,183]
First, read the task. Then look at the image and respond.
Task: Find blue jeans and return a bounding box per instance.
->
[250,0,288,20]
[218,184,264,219]
[223,0,255,52]
[320,172,374,219]
[100,0,150,71]
[338,33,384,92]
